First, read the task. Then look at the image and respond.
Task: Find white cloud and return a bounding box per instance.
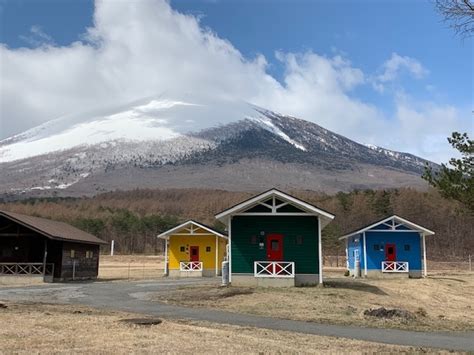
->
[0,0,469,163]
[19,25,56,47]
[373,52,429,93]
[378,52,428,82]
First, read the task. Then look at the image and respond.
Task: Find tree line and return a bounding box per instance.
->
[0,187,472,259]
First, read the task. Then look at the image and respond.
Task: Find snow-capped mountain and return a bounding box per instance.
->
[0,97,435,197]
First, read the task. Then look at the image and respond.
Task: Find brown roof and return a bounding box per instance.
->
[0,210,108,245]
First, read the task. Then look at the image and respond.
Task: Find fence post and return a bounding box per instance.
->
[469,254,472,272]
[128,261,131,281]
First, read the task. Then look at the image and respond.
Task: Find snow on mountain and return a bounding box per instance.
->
[247,114,307,151]
[0,97,258,163]
[0,96,436,197]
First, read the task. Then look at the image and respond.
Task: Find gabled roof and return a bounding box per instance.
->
[215,188,335,227]
[0,210,108,245]
[157,220,227,239]
[339,215,435,240]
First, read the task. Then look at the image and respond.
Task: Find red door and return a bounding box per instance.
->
[266,234,283,261]
[190,246,199,262]
[385,243,396,261]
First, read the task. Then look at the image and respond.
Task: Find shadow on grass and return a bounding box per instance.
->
[323,279,388,296]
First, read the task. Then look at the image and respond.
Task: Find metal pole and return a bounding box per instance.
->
[110,240,115,256]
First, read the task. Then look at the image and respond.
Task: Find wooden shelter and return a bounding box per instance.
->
[0,210,107,282]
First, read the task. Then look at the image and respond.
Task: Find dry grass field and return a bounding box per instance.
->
[0,302,434,354]
[152,270,474,332]
[98,255,165,280]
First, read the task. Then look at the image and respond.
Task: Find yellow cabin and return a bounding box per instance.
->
[158,220,228,277]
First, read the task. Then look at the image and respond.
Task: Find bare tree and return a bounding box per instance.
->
[435,0,474,37]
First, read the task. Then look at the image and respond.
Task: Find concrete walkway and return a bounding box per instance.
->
[1,279,473,352]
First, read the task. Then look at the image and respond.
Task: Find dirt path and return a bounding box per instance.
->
[1,279,473,352]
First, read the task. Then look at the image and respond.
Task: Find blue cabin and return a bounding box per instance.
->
[340,215,434,278]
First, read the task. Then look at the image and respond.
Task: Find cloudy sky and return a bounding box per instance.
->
[0,0,472,163]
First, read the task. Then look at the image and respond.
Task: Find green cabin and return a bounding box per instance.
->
[215,189,335,287]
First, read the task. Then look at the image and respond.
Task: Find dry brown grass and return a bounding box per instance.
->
[153,270,474,332]
[98,255,164,280]
[0,302,433,354]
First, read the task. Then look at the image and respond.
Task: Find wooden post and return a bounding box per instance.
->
[72,260,76,281]
[469,254,472,272]
[42,239,48,278]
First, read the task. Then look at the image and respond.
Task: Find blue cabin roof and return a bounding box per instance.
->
[339,215,435,240]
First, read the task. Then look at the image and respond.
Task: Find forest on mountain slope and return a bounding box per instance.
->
[0,188,472,260]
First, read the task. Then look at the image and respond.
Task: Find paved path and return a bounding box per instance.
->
[1,279,473,352]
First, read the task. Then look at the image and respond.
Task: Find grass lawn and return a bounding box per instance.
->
[152,270,474,332]
[0,302,434,354]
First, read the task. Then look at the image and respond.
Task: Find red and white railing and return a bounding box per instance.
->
[254,261,295,278]
[382,261,409,273]
[180,261,203,271]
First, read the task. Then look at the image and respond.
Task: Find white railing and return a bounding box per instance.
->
[254,261,295,278]
[179,261,203,271]
[382,261,409,273]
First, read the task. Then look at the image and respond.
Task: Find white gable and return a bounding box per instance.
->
[157,220,227,239]
[339,215,435,240]
[215,189,335,228]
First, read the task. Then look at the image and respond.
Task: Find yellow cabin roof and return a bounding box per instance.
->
[157,220,227,239]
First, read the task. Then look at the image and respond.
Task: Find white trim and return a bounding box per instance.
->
[363,231,367,277]
[215,189,335,226]
[345,238,349,269]
[164,237,169,275]
[179,261,203,271]
[254,261,295,278]
[157,220,227,239]
[339,215,435,240]
[382,261,409,273]
[215,234,218,276]
[234,212,316,216]
[422,233,427,277]
[318,216,323,284]
[228,216,232,283]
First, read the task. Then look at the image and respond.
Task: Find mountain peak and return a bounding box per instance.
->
[0,97,435,197]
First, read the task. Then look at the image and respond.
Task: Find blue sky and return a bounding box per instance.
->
[0,0,472,162]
